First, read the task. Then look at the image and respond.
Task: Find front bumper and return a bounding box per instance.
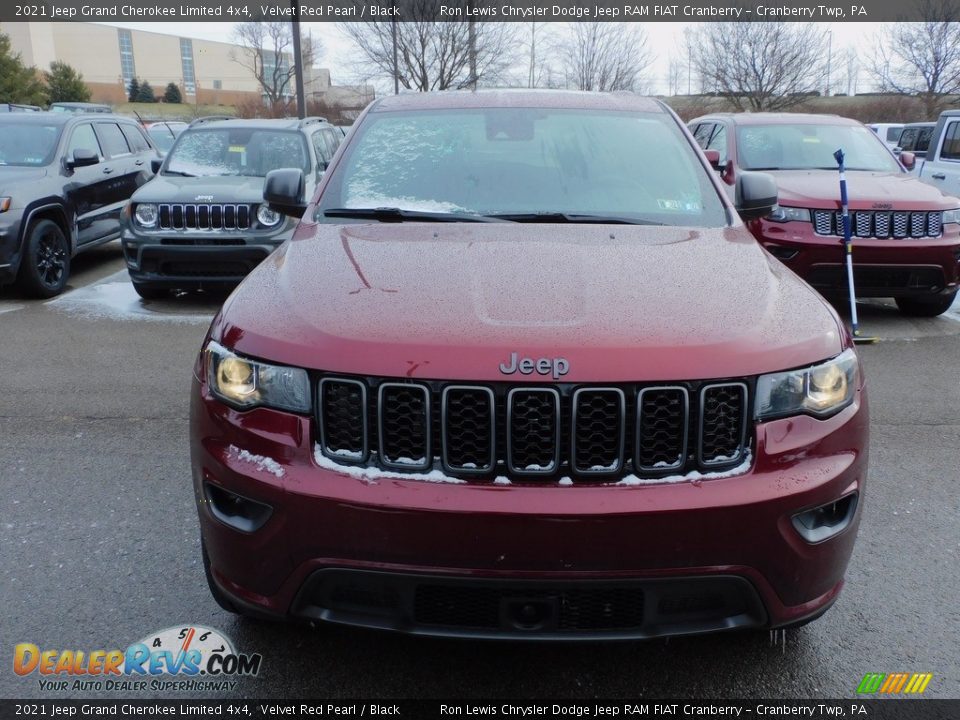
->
[0,215,26,284]
[190,376,868,639]
[751,218,960,297]
[122,228,287,287]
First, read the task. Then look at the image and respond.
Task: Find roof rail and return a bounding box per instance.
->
[298,116,328,128]
[189,114,236,127]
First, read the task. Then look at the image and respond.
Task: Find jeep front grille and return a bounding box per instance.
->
[156,203,252,231]
[315,378,752,483]
[812,209,942,239]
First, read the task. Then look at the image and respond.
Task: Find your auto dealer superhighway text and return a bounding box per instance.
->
[439,705,860,717]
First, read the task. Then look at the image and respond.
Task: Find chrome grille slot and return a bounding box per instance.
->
[910,211,926,238]
[893,212,909,238]
[571,388,625,475]
[507,388,560,475]
[699,383,748,468]
[378,383,430,470]
[318,378,367,463]
[156,203,252,231]
[874,211,891,238]
[636,387,689,473]
[813,210,833,235]
[441,386,495,474]
[854,211,871,237]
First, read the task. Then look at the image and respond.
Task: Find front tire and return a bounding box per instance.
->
[17,219,70,298]
[895,291,957,317]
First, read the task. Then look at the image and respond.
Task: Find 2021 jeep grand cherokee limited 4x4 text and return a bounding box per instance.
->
[191,91,868,639]
[121,116,342,299]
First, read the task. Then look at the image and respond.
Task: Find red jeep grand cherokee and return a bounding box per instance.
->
[690,112,960,317]
[191,92,868,639]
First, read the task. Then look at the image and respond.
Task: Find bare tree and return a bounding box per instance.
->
[231,23,321,108]
[691,23,828,111]
[870,0,960,116]
[667,57,683,97]
[340,11,519,91]
[559,24,652,92]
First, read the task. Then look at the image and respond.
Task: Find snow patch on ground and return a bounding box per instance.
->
[48,271,214,323]
[313,445,467,484]
[228,445,285,478]
[614,452,753,486]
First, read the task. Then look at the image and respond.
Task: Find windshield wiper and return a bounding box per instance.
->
[162,170,195,177]
[324,207,509,223]
[489,212,666,225]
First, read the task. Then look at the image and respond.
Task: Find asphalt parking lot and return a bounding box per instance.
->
[1,242,958,700]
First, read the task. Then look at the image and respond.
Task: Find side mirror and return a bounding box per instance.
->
[264,168,306,218]
[704,149,722,170]
[736,171,778,219]
[900,151,916,170]
[150,158,163,174]
[67,148,99,169]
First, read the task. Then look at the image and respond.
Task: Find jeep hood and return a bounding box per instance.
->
[213,223,845,382]
[772,170,960,209]
[132,174,267,204]
[0,167,47,196]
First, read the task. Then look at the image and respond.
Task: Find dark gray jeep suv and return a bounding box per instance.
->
[121,116,342,298]
[0,113,158,297]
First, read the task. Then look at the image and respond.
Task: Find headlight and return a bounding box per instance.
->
[134,203,158,228]
[942,209,960,225]
[767,206,811,223]
[205,340,310,413]
[755,349,859,421]
[257,205,282,227]
[0,197,11,213]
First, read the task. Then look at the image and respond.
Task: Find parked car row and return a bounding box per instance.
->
[692,112,960,316]
[0,110,343,297]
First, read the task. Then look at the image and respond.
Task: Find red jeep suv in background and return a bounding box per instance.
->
[690,113,960,317]
[191,91,868,640]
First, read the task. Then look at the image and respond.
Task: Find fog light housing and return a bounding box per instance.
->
[204,482,273,533]
[792,493,858,543]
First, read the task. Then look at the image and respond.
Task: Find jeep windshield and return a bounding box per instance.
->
[737,123,902,172]
[0,123,61,167]
[318,108,729,227]
[163,128,310,177]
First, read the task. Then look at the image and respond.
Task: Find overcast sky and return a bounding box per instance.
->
[102,21,885,95]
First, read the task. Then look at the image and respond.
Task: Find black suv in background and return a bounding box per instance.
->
[0,113,158,297]
[121,116,342,298]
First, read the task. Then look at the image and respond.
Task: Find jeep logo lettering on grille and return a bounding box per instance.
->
[499,352,569,380]
[195,195,214,202]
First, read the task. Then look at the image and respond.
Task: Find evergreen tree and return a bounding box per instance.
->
[0,33,48,105]
[127,77,141,103]
[44,61,92,103]
[163,82,182,104]
[136,80,156,103]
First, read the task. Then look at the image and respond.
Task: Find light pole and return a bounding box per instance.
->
[290,0,305,118]
[825,30,833,98]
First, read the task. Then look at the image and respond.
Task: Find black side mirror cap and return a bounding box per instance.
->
[264,168,307,218]
[736,171,778,219]
[67,148,99,169]
[150,158,163,174]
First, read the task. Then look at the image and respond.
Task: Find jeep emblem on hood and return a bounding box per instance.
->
[195,195,214,202]
[499,352,570,380]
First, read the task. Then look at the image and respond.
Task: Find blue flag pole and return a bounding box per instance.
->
[833,148,878,344]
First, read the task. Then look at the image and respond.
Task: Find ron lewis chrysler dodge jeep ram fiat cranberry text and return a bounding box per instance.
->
[191,91,868,639]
